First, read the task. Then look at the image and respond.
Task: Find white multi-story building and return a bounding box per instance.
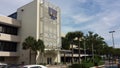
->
[0,16,20,64]
[0,0,61,64]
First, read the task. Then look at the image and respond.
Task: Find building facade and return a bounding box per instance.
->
[0,0,61,64]
[0,16,20,64]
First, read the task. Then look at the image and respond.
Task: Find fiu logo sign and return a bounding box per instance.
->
[48,7,57,20]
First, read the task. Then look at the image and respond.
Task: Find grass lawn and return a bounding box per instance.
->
[69,61,105,68]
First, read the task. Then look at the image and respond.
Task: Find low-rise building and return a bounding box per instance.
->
[60,45,92,63]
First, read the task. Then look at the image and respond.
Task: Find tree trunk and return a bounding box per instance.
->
[84,40,86,61]
[35,51,37,64]
[64,52,66,64]
[36,51,40,64]
[78,39,81,64]
[41,52,43,63]
[42,52,45,64]
[29,49,31,64]
[72,44,74,64]
[92,43,94,63]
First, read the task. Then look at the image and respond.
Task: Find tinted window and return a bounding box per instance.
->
[0,65,7,68]
[23,67,28,68]
[0,41,17,52]
[0,57,5,62]
[0,24,18,35]
[30,66,41,68]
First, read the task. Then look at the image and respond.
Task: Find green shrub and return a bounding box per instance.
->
[98,61,104,65]
[94,55,101,62]
[38,63,46,66]
[69,64,83,68]
[69,55,104,68]
[82,62,94,68]
[69,63,94,68]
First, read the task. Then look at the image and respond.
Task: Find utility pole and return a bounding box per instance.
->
[109,30,115,67]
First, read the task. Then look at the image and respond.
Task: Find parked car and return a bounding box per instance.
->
[0,63,7,68]
[23,65,47,68]
[7,64,22,68]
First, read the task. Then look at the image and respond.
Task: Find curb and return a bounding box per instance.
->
[90,65,105,68]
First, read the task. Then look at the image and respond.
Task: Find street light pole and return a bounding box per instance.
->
[109,31,115,48]
[109,30,115,67]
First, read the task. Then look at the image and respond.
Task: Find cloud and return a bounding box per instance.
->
[72,14,94,24]
[60,0,120,48]
[77,0,87,3]
[78,10,120,47]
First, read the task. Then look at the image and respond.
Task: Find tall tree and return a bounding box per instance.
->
[22,36,45,64]
[85,31,108,62]
[74,31,83,64]
[36,39,45,63]
[22,36,36,64]
[61,37,70,63]
[62,37,70,50]
[85,31,94,62]
[66,32,76,64]
[62,31,109,64]
[65,31,83,64]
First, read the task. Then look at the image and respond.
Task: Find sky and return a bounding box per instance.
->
[0,0,120,48]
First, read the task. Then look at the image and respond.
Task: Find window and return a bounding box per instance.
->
[0,26,2,33]
[30,66,41,68]
[48,7,57,20]
[23,67,27,68]
[0,42,2,50]
[0,24,18,35]
[0,57,5,62]
[2,26,6,33]
[0,41,17,52]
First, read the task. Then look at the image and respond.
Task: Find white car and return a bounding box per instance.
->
[23,65,47,68]
[0,63,7,68]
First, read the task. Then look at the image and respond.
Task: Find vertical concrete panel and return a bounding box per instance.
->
[17,0,38,64]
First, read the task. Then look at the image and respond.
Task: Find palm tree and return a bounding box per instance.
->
[66,32,76,64]
[87,31,98,62]
[22,36,36,64]
[22,36,45,64]
[63,31,108,64]
[61,37,70,63]
[62,37,70,50]
[74,31,83,64]
[65,31,83,64]
[36,39,45,63]
[86,31,108,62]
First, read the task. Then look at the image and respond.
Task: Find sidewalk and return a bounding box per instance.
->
[47,65,67,68]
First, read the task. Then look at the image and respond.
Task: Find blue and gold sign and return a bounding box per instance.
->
[48,7,57,20]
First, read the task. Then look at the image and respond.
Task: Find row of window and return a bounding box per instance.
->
[0,41,17,52]
[0,24,18,35]
[73,49,92,54]
[0,57,4,62]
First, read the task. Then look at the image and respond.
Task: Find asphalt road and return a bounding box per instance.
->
[105,65,117,68]
[104,61,118,68]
